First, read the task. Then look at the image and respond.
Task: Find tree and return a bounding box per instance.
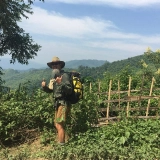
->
[0,0,42,64]
[144,47,160,65]
[0,0,43,87]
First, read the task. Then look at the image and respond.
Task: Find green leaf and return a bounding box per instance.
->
[119,136,126,145]
[0,121,2,127]
[125,131,130,138]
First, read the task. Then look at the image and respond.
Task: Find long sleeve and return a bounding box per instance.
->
[61,73,72,95]
[53,73,72,99]
[42,86,53,93]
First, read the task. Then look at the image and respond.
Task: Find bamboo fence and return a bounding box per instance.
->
[92,77,160,125]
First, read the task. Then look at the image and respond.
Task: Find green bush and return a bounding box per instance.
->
[45,119,160,160]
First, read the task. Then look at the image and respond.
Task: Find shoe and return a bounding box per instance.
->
[58,142,65,146]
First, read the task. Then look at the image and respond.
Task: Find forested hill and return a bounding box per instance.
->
[78,54,152,79]
[105,54,147,73]
[2,59,108,89]
[2,54,152,89]
[65,59,107,68]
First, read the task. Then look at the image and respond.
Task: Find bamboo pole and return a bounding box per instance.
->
[146,77,155,117]
[118,80,120,108]
[126,77,132,117]
[98,81,101,99]
[97,88,160,95]
[99,107,159,112]
[99,115,160,122]
[98,81,101,92]
[102,96,160,103]
[157,98,160,117]
[138,75,144,108]
[106,80,112,124]
[118,80,121,122]
[89,82,92,93]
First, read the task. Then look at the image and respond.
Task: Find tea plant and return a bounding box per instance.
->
[44,119,160,160]
[1,72,160,159]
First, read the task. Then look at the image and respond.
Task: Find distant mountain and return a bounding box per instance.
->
[0,58,46,70]
[65,59,107,68]
[2,54,153,90]
[2,55,147,89]
[0,58,107,70]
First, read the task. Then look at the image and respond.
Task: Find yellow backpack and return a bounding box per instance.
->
[65,71,83,104]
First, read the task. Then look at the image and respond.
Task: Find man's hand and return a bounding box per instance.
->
[42,79,46,87]
[55,76,62,84]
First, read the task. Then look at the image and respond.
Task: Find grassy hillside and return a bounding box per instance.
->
[2,68,51,89]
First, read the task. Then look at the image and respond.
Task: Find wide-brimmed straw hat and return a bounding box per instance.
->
[47,56,65,68]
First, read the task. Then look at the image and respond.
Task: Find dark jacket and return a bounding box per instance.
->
[42,70,72,105]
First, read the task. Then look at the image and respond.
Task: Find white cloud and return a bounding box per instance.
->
[21,7,160,44]
[47,0,160,7]
[87,41,144,52]
[19,6,160,63]
[21,7,116,39]
[33,40,130,62]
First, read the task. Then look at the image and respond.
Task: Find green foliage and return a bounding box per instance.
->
[0,81,99,146]
[0,0,41,65]
[1,119,160,159]
[67,91,99,135]
[0,67,5,89]
[0,147,31,160]
[43,119,160,160]
[1,54,152,90]
[144,49,160,65]
[0,82,54,145]
[66,59,107,69]
[1,62,160,159]
[2,68,51,89]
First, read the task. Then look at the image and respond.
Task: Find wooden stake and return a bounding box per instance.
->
[89,82,92,93]
[118,80,120,108]
[138,75,144,108]
[146,77,155,117]
[106,80,112,124]
[126,77,131,117]
[98,81,101,99]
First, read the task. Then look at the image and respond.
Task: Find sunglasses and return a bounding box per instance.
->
[52,62,60,66]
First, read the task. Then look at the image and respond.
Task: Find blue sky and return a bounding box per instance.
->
[2,0,160,66]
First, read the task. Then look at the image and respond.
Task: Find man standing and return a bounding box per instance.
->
[41,56,72,145]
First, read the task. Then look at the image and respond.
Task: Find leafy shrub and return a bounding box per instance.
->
[0,83,54,145]
[44,119,160,160]
[0,82,99,146]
